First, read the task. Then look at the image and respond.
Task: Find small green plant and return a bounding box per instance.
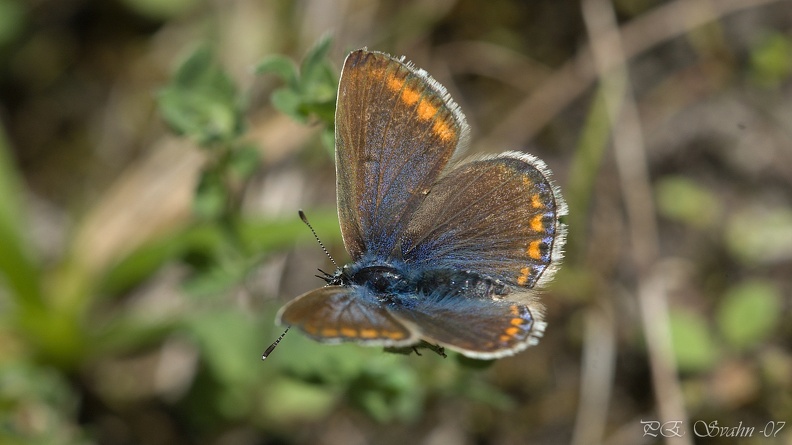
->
[256,36,338,151]
[668,279,782,373]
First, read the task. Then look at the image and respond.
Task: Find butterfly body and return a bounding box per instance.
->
[276,49,566,359]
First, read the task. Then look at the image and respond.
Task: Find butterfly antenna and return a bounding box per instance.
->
[299,210,338,268]
[262,326,290,360]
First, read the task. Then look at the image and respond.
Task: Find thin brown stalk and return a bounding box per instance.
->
[477,0,783,150]
[580,0,693,444]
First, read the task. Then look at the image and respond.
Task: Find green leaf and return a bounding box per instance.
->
[0,124,42,309]
[669,310,719,373]
[565,88,611,258]
[320,127,335,154]
[0,0,25,46]
[455,354,496,369]
[750,32,792,88]
[194,170,228,220]
[172,46,236,96]
[298,38,337,124]
[186,309,261,386]
[227,144,261,181]
[158,45,244,146]
[299,96,337,125]
[98,224,225,297]
[655,176,720,229]
[717,280,781,351]
[238,210,341,254]
[254,55,299,87]
[256,37,337,126]
[451,375,514,410]
[299,37,336,96]
[97,229,190,297]
[270,88,303,121]
[98,215,315,299]
[91,316,178,358]
[348,362,422,422]
[119,0,199,20]
[300,35,333,85]
[0,361,87,445]
[181,262,246,298]
[725,205,792,265]
[259,377,338,423]
[273,334,374,384]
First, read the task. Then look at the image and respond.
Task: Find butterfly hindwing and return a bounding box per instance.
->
[335,50,470,260]
[389,289,546,359]
[277,286,418,346]
[400,152,567,290]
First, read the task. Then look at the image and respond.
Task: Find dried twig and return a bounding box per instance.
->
[579,1,692,445]
[477,0,784,150]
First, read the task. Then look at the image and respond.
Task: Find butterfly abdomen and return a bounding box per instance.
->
[415,269,509,300]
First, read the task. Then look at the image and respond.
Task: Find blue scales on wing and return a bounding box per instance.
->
[398,152,567,292]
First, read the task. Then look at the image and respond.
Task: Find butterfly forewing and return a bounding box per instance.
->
[335,50,470,260]
[400,152,567,290]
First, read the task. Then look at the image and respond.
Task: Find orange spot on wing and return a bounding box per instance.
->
[340,327,358,337]
[416,100,438,120]
[499,334,512,343]
[509,305,520,316]
[530,214,544,232]
[531,193,544,209]
[517,268,530,286]
[385,70,456,142]
[432,120,455,142]
[360,329,378,338]
[321,328,339,337]
[401,87,420,105]
[385,330,406,340]
[510,318,525,327]
[387,74,405,92]
[505,326,520,337]
[366,66,385,80]
[527,240,542,260]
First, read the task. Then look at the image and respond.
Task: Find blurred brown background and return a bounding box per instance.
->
[1,0,791,444]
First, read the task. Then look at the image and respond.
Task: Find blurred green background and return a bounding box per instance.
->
[1,0,791,444]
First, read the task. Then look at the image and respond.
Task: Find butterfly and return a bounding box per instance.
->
[275,49,567,359]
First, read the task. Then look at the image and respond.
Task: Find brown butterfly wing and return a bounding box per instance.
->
[335,50,470,260]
